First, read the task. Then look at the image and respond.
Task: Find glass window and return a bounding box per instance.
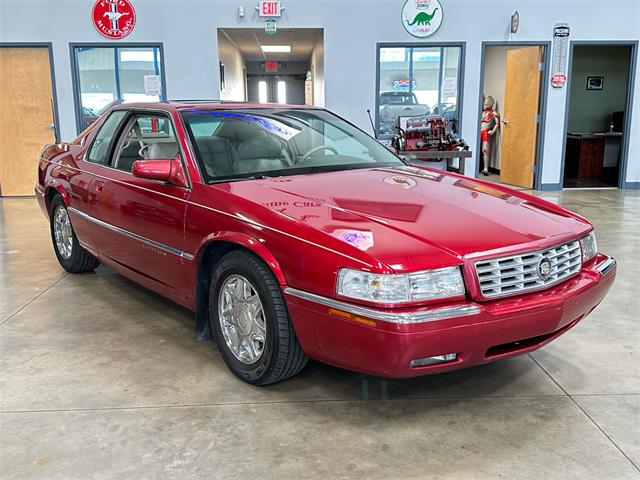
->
[258,81,268,104]
[277,80,287,104]
[74,46,164,131]
[181,109,404,182]
[377,45,462,137]
[113,114,179,172]
[86,110,128,164]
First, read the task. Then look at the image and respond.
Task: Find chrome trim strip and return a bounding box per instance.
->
[596,256,616,276]
[283,287,481,324]
[67,207,194,261]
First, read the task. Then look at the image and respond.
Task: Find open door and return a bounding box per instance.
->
[0,47,57,196]
[500,46,542,189]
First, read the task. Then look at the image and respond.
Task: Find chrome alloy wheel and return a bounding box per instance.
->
[218,274,267,364]
[53,206,74,260]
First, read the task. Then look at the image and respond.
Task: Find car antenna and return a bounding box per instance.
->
[366,109,377,138]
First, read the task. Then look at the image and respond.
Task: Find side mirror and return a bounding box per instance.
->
[132,158,188,188]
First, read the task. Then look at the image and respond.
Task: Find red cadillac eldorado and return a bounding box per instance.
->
[36,102,616,385]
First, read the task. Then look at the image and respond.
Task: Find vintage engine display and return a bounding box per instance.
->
[392,114,468,153]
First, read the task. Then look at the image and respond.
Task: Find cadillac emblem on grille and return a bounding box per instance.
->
[537,258,552,280]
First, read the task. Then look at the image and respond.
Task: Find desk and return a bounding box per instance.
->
[565,133,622,178]
[594,132,623,169]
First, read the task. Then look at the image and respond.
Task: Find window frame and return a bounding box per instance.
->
[70,43,167,134]
[85,108,192,189]
[374,42,466,139]
[110,112,180,172]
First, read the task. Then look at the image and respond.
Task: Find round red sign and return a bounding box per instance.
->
[92,0,136,39]
[550,72,567,88]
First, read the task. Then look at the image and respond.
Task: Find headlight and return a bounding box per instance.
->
[336,266,465,304]
[580,232,598,262]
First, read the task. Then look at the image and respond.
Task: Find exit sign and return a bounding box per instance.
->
[265,61,278,72]
[259,1,281,17]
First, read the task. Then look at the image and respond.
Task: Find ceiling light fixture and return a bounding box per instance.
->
[261,45,291,53]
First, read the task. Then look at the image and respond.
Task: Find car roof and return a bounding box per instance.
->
[111,100,321,113]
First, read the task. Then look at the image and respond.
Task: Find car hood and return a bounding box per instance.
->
[225,166,591,272]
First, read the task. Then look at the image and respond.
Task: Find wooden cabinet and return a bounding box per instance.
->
[565,135,605,178]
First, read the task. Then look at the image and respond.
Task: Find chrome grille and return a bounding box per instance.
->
[475,240,582,299]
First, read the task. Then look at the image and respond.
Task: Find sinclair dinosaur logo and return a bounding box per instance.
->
[402,0,443,38]
[92,0,136,39]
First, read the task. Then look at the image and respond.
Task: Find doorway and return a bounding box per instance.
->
[562,43,636,189]
[478,43,549,190]
[0,45,58,197]
[247,75,306,104]
[217,28,323,106]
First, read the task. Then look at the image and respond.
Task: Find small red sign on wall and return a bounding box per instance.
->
[265,61,279,73]
[259,1,281,17]
[92,0,136,39]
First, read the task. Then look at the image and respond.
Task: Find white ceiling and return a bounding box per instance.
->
[219,28,323,62]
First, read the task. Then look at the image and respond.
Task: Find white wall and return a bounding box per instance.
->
[217,31,246,102]
[1,0,639,187]
[310,34,324,107]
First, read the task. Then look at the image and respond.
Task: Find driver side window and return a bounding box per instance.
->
[111,114,179,172]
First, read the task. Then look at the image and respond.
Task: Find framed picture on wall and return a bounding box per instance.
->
[586,76,604,90]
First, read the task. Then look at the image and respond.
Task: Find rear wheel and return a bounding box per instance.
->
[209,250,307,385]
[50,195,100,273]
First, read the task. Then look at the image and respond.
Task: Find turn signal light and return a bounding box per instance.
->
[410,353,457,368]
[328,308,377,327]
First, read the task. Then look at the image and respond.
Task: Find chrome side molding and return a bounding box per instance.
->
[283,287,481,324]
[68,207,194,261]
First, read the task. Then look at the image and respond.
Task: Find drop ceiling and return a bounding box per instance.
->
[219,28,323,62]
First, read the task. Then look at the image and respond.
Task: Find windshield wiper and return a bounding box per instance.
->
[209,174,273,184]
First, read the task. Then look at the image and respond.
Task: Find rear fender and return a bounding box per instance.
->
[44,182,71,213]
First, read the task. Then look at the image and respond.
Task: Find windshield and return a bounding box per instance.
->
[180,108,405,183]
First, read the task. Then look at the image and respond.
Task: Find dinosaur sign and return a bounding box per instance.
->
[402,0,443,38]
[92,0,136,39]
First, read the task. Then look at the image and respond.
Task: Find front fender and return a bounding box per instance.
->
[196,231,287,286]
[192,231,288,342]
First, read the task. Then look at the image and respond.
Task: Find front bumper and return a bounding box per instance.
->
[284,254,616,378]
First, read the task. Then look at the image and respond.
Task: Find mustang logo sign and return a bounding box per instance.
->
[92,0,136,39]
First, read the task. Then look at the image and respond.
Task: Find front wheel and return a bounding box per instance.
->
[50,195,100,273]
[209,250,308,385]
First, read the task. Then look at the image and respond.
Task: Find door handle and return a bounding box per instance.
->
[94,181,104,193]
[502,119,510,125]
[45,123,56,130]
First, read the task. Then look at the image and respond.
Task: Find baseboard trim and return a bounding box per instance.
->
[539,183,562,191]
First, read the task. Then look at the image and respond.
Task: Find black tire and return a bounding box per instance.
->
[209,250,308,385]
[50,195,100,273]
